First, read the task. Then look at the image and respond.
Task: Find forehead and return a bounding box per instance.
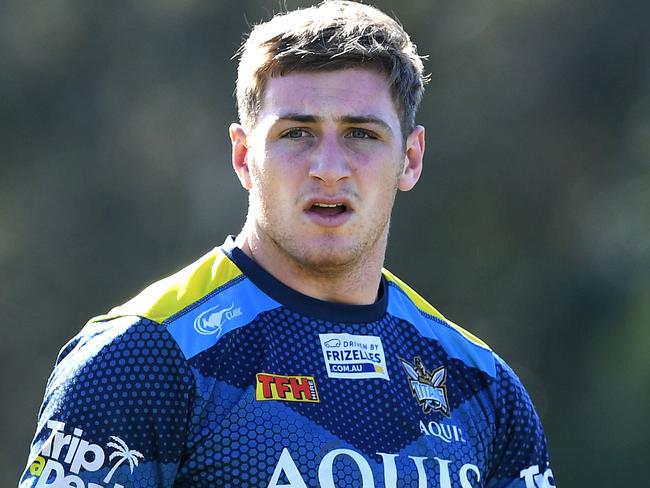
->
[259,68,399,124]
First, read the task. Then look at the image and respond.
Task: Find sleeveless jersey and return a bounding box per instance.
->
[20,236,555,487]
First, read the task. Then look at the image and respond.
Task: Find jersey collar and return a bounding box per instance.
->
[220,236,388,323]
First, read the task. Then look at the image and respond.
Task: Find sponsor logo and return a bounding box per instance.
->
[256,373,320,403]
[520,465,556,488]
[419,420,466,443]
[319,333,389,380]
[29,420,143,488]
[193,301,242,336]
[323,338,341,348]
[400,356,450,416]
[268,446,482,488]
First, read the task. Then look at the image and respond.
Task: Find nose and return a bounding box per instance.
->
[308,133,352,184]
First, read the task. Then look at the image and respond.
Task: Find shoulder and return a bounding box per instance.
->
[493,354,542,417]
[382,269,554,477]
[89,246,244,325]
[38,316,195,454]
[489,354,552,479]
[49,316,194,401]
[50,247,243,380]
[88,245,282,361]
[25,315,196,486]
[382,267,496,378]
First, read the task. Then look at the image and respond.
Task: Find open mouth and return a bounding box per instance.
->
[310,203,348,216]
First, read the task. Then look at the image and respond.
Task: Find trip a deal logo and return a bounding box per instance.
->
[28,420,143,488]
[319,333,389,380]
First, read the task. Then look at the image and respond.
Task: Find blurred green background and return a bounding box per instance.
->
[2,0,649,486]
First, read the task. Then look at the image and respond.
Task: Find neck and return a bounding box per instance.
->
[234,226,386,305]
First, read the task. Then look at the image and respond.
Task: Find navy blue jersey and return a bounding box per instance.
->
[20,237,555,487]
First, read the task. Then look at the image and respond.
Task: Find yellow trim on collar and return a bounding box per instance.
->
[90,248,243,324]
[382,268,490,350]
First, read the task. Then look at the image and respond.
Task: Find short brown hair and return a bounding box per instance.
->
[235,0,428,137]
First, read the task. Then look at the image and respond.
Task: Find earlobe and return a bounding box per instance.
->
[398,125,425,191]
[229,123,252,190]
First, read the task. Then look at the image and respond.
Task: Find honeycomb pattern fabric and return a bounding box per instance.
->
[20,238,555,487]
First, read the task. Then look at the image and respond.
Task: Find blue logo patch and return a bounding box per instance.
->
[167,279,280,359]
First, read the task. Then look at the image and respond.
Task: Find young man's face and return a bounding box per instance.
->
[231,68,424,272]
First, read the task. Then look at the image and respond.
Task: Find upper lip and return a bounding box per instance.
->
[304,196,353,211]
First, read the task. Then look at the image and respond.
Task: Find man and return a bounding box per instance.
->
[21,1,555,487]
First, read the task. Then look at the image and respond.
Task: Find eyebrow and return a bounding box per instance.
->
[276,113,394,135]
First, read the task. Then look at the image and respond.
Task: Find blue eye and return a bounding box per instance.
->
[283,128,310,139]
[347,129,374,139]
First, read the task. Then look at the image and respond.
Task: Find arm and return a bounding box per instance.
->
[486,356,557,488]
[19,316,195,488]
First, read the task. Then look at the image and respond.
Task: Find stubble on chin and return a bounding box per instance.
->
[265,218,391,280]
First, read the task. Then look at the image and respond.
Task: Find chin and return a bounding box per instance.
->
[265,225,385,272]
[291,239,365,270]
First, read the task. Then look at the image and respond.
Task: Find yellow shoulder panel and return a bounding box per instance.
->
[91,248,243,324]
[382,268,490,350]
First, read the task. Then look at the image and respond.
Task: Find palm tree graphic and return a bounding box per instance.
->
[103,436,144,483]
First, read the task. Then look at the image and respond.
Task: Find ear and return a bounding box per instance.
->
[398,125,425,191]
[229,123,252,190]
